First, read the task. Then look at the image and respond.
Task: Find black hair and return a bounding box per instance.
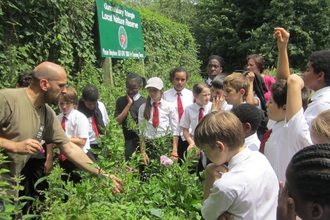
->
[289,144,330,206]
[212,73,228,90]
[82,85,99,102]
[308,50,330,86]
[231,103,262,132]
[126,72,146,88]
[17,71,32,87]
[207,55,225,69]
[270,79,287,108]
[271,79,311,109]
[169,67,189,83]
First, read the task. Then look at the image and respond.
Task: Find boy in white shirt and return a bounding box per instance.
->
[194,111,278,220]
[223,73,268,140]
[57,86,95,183]
[223,73,249,108]
[77,85,110,160]
[274,27,330,126]
[231,103,262,151]
[210,73,233,112]
[262,29,313,183]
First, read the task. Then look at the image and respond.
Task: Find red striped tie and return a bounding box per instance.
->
[91,115,100,138]
[59,116,67,162]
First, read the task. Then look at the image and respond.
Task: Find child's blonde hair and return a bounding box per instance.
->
[311,109,330,141]
[223,73,250,98]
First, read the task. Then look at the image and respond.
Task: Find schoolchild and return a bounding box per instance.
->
[163,67,194,162]
[274,27,330,126]
[231,103,262,151]
[194,111,278,220]
[77,85,110,160]
[222,73,249,107]
[210,73,232,112]
[277,144,330,220]
[138,77,178,165]
[115,72,146,160]
[310,109,330,144]
[16,71,32,88]
[224,72,268,140]
[57,86,95,183]
[180,82,212,152]
[180,82,212,169]
[262,33,312,182]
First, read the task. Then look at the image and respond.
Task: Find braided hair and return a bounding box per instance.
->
[289,144,330,206]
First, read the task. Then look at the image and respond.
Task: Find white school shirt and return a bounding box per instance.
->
[57,109,90,153]
[244,133,260,151]
[264,108,312,183]
[180,102,212,138]
[138,98,178,139]
[254,92,262,110]
[304,86,330,126]
[164,88,194,140]
[88,101,110,144]
[202,147,278,220]
[220,100,233,111]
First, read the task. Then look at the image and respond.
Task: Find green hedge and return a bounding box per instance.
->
[0,0,201,93]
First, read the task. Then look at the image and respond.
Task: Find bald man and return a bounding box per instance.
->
[0,62,123,199]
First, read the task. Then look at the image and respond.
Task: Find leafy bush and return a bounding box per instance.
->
[23,121,204,219]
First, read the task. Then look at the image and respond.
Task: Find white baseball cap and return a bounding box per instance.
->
[145,77,163,90]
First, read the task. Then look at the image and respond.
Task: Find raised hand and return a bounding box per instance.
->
[274,27,290,49]
[246,71,255,82]
[212,94,225,112]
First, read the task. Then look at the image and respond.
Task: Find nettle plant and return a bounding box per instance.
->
[27,117,203,219]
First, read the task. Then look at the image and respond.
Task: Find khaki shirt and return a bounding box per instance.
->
[0,88,69,196]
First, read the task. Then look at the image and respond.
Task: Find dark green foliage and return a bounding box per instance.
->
[0,1,201,90]
[0,0,97,88]
[194,0,330,72]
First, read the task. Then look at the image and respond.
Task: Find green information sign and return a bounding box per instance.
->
[96,1,145,59]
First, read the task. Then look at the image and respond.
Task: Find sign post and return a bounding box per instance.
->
[96,1,145,84]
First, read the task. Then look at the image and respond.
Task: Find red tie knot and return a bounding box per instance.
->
[153,102,159,107]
